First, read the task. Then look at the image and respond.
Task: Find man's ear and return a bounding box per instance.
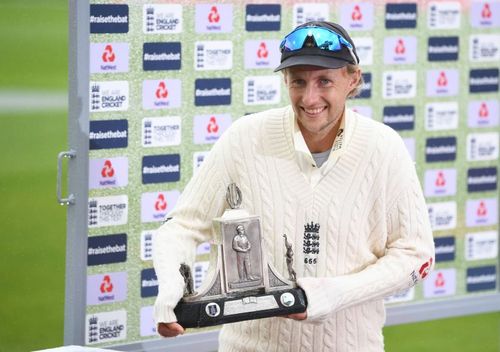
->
[350,68,361,89]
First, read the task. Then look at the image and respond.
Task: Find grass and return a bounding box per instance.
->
[0,111,68,352]
[384,312,500,351]
[0,0,68,90]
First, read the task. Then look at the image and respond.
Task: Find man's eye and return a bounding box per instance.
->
[291,80,305,86]
[320,79,331,85]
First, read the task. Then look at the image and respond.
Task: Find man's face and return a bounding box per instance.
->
[284,65,359,141]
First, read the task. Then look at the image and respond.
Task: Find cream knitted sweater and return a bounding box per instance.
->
[153,106,435,352]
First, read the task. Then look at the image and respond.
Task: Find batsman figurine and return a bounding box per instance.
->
[173,183,307,328]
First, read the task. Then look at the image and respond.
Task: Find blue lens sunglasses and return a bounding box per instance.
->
[280,26,359,64]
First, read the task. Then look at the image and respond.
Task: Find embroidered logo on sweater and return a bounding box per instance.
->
[303,222,320,264]
[332,128,344,152]
[419,257,433,279]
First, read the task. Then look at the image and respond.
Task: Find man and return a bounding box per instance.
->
[232,224,254,281]
[153,21,434,351]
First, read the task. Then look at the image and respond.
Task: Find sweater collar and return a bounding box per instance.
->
[290,107,355,170]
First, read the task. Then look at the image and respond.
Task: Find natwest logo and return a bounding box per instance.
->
[102,45,115,62]
[466,198,498,227]
[423,269,456,298]
[101,160,114,178]
[89,157,128,189]
[467,99,500,127]
[426,69,459,96]
[482,3,492,18]
[471,1,500,28]
[87,272,127,305]
[352,5,363,21]
[156,82,168,99]
[90,43,129,73]
[100,275,113,293]
[141,191,180,223]
[142,79,181,110]
[257,42,269,58]
[193,114,231,144]
[424,169,457,197]
[208,5,220,23]
[207,116,219,134]
[384,36,417,64]
[340,3,374,30]
[195,4,233,33]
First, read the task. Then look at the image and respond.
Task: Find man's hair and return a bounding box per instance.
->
[346,64,364,99]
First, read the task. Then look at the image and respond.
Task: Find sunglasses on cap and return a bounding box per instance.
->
[279,26,359,64]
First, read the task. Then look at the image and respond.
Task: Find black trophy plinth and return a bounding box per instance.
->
[174,287,307,328]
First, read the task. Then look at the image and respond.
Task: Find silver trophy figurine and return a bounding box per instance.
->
[174,183,306,328]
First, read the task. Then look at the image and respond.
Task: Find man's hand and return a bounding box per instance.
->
[157,322,185,338]
[284,311,307,320]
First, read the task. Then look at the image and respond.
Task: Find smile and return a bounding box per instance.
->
[303,107,326,115]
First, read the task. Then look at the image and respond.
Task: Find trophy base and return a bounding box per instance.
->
[174,287,307,328]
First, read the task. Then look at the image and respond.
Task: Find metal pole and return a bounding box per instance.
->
[63,0,90,345]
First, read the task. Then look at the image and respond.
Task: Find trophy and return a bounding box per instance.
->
[174,184,307,328]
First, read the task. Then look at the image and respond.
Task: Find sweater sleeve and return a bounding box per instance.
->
[152,131,232,324]
[297,135,435,322]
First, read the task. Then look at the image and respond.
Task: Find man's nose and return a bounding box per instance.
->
[302,85,319,105]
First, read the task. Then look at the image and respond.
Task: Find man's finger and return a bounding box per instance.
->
[157,322,185,337]
[284,311,307,320]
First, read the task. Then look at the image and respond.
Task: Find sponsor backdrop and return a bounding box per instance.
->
[83,0,499,347]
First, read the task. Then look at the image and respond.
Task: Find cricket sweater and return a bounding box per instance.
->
[153,106,435,352]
